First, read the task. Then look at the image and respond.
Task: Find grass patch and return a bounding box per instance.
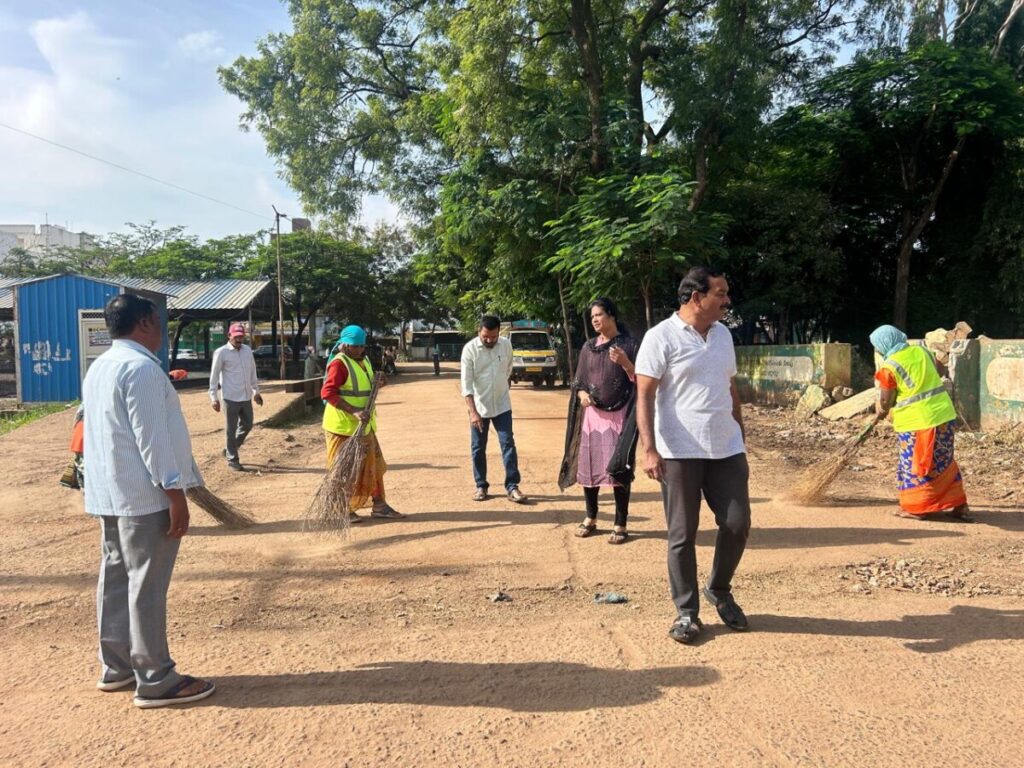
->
[0,403,73,436]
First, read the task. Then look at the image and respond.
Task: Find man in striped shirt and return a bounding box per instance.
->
[82,293,215,709]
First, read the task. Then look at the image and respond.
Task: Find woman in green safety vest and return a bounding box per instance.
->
[320,324,404,520]
[870,325,971,522]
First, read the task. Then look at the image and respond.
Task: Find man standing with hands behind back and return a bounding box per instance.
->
[83,293,215,708]
[209,323,262,471]
[635,266,751,646]
[461,315,528,503]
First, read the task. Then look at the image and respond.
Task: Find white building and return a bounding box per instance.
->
[0,224,93,262]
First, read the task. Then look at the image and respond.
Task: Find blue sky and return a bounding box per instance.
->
[0,1,398,240]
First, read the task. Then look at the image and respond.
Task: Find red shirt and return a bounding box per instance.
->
[320,357,350,408]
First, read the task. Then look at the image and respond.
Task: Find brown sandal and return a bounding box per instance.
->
[608,529,629,545]
[371,503,405,519]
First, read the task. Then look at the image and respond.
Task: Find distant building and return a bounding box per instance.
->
[0,224,94,262]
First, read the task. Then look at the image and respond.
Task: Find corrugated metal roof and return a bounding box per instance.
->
[118,277,273,312]
[0,277,37,311]
[2,275,273,318]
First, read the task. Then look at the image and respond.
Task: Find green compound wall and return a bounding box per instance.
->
[734,344,852,405]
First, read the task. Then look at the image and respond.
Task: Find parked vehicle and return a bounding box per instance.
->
[501,321,558,387]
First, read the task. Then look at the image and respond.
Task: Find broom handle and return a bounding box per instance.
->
[855,412,883,444]
[353,374,384,439]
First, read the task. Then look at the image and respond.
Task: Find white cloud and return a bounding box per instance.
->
[176,30,225,63]
[0,10,396,241]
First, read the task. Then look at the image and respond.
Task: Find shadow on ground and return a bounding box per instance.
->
[213,660,717,710]
[752,605,1024,654]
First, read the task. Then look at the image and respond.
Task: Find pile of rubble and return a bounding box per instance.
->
[840,551,1024,598]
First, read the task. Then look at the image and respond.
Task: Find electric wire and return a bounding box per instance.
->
[0,120,269,221]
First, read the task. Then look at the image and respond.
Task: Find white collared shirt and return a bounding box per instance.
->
[209,342,260,403]
[461,336,513,418]
[635,313,745,460]
[83,339,203,517]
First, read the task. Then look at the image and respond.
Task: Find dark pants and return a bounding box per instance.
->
[661,453,751,620]
[584,484,631,528]
[224,399,253,462]
[470,409,521,493]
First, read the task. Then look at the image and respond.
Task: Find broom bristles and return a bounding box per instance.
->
[789,449,856,504]
[305,375,382,535]
[789,417,880,504]
[186,485,256,529]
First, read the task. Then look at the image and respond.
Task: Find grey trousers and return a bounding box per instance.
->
[661,453,751,620]
[97,510,182,697]
[224,399,254,462]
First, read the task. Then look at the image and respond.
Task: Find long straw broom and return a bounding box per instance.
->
[305,374,383,535]
[186,486,256,529]
[789,413,883,504]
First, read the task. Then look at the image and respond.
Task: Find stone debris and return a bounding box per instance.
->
[795,384,831,420]
[593,592,629,604]
[923,321,973,364]
[819,388,877,420]
[843,553,1023,598]
[831,386,854,402]
[487,590,513,603]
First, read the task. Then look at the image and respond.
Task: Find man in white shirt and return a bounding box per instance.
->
[209,323,263,470]
[635,266,751,645]
[83,294,215,708]
[461,315,527,503]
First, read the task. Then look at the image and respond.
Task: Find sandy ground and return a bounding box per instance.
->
[1,363,1022,767]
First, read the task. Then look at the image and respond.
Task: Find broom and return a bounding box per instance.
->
[789,413,883,504]
[305,374,383,535]
[186,486,256,529]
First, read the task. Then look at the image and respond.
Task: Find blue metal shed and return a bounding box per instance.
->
[13,274,171,403]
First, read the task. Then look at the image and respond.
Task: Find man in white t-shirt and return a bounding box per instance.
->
[635,266,751,645]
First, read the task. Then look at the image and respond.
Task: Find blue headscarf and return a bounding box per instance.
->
[340,325,367,345]
[869,325,909,359]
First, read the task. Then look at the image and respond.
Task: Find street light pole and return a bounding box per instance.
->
[272,206,288,380]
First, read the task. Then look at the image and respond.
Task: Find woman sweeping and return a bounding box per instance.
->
[870,324,972,522]
[321,325,404,521]
[559,298,639,544]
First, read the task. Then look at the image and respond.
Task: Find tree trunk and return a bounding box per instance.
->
[170,320,190,366]
[641,282,653,330]
[569,0,607,173]
[892,136,965,328]
[557,276,576,381]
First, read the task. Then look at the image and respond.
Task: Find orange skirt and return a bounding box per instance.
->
[324,431,387,510]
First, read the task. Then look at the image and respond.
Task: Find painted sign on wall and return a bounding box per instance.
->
[735,344,851,405]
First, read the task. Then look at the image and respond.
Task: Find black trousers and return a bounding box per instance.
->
[661,453,751,619]
[583,485,631,527]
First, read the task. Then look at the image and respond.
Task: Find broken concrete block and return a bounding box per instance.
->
[795,384,831,419]
[819,387,877,420]
[831,386,854,402]
[952,321,972,341]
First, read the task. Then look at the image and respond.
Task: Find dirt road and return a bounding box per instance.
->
[1,364,1022,767]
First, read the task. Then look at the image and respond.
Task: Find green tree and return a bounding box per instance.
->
[545,170,727,328]
[244,230,374,361]
[800,40,1024,328]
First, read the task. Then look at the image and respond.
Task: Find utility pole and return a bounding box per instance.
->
[272,206,289,380]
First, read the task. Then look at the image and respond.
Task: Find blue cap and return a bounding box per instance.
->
[340,325,367,345]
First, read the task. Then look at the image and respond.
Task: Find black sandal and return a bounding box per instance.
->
[575,521,597,538]
[608,529,629,545]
